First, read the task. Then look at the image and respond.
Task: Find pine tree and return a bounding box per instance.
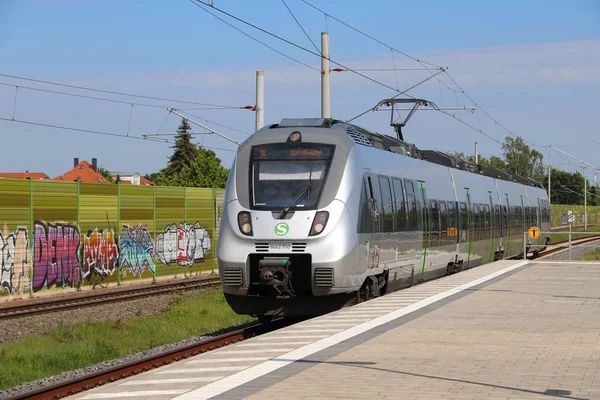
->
[167,118,199,175]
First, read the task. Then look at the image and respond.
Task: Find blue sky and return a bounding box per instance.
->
[0,0,599,180]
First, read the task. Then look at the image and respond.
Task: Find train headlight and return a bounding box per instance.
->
[288,131,301,142]
[237,211,253,236]
[309,211,329,236]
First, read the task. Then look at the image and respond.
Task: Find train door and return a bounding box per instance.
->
[418,181,429,281]
[366,175,381,269]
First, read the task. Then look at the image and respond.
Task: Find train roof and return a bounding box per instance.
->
[269,118,545,190]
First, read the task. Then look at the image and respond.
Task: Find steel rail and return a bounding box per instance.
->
[8,320,291,400]
[0,276,221,320]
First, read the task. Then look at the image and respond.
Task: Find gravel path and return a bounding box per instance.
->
[541,239,600,261]
[0,291,175,346]
[0,320,257,400]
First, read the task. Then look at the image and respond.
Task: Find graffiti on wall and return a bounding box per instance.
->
[119,224,155,278]
[33,222,80,292]
[156,222,211,267]
[0,225,29,295]
[82,229,118,280]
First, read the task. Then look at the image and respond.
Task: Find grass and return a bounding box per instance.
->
[549,225,600,244]
[579,248,600,261]
[0,287,254,390]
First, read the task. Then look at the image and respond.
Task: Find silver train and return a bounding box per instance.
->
[218,118,550,318]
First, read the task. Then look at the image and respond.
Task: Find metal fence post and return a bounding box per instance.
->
[523,232,527,260]
[568,231,572,261]
[29,179,34,298]
[212,186,216,275]
[76,180,80,289]
[117,182,121,286]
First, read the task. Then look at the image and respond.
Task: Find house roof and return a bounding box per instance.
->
[0,171,50,180]
[53,161,109,183]
[139,176,154,186]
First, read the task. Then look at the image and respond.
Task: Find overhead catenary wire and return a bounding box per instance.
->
[187,0,425,96]
[281,0,320,53]
[298,0,545,149]
[188,0,319,71]
[0,81,241,110]
[0,116,238,152]
[176,109,252,136]
[299,0,443,69]
[0,72,241,109]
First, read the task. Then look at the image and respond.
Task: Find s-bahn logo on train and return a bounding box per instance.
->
[274,222,289,236]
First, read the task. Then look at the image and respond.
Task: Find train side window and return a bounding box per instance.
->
[494,204,501,237]
[502,205,508,235]
[405,180,419,231]
[429,200,440,247]
[358,179,371,233]
[447,201,457,243]
[483,204,491,240]
[471,204,479,241]
[392,178,407,231]
[459,202,468,243]
[378,176,395,232]
[439,201,448,245]
[368,176,383,233]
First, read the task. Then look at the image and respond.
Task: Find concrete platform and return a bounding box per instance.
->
[70,259,600,400]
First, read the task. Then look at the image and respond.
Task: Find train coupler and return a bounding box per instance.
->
[258,257,295,296]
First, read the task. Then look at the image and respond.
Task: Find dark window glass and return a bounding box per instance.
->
[429,200,440,246]
[459,202,468,243]
[368,177,382,233]
[447,201,457,243]
[439,201,448,245]
[358,179,370,233]
[494,205,501,237]
[483,204,491,240]
[251,144,335,209]
[392,179,407,231]
[379,176,394,232]
[405,180,419,230]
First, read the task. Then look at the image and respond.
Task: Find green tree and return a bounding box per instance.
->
[98,167,115,183]
[167,118,199,176]
[588,184,598,207]
[446,152,506,171]
[502,136,544,181]
[545,168,585,205]
[167,148,230,188]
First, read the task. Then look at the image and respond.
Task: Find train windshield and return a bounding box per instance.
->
[251,143,335,210]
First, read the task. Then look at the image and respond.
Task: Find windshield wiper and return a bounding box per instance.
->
[278,183,311,219]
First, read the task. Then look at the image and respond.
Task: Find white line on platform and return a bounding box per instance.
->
[237,341,313,347]
[216,348,296,354]
[119,377,222,385]
[186,357,270,364]
[277,329,342,333]
[255,335,327,340]
[80,389,189,399]
[174,260,529,400]
[155,366,249,374]
[320,314,375,318]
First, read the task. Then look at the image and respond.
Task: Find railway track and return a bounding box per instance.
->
[0,276,221,320]
[8,319,292,400]
[529,235,600,259]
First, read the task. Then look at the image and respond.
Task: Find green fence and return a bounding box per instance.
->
[0,178,224,299]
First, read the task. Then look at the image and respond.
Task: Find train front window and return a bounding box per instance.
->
[251,144,335,210]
